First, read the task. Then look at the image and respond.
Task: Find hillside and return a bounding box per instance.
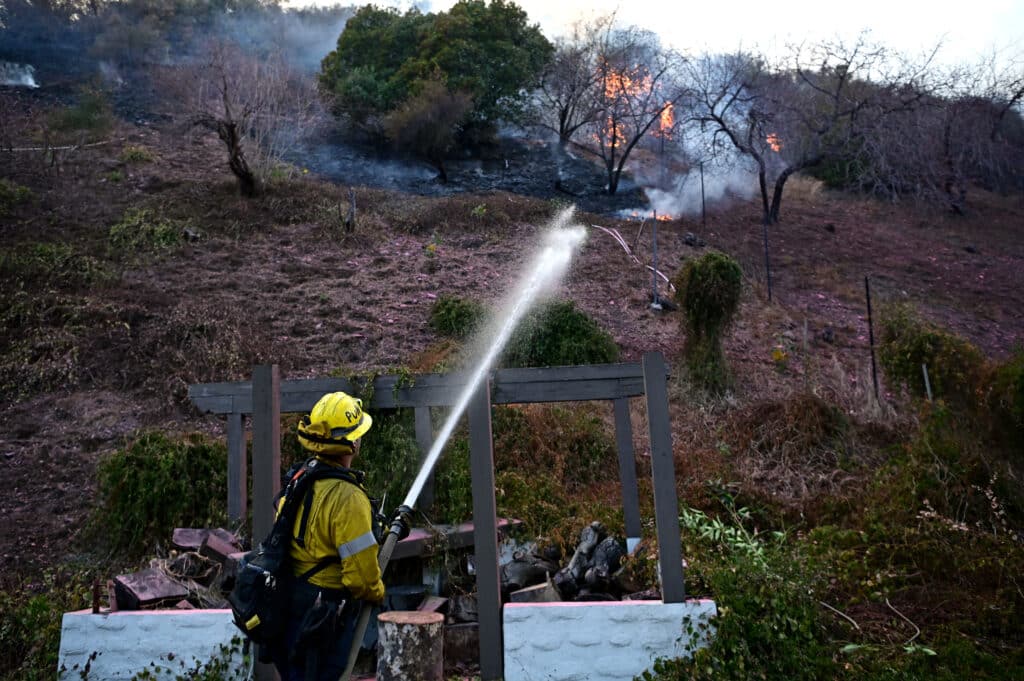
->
[2,86,1023,678]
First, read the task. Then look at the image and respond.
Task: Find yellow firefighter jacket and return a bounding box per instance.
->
[281,461,385,603]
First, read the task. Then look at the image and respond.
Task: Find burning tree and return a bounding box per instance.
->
[683,35,938,224]
[582,23,684,195]
[167,38,322,197]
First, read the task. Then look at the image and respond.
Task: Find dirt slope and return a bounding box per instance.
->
[1,93,1023,576]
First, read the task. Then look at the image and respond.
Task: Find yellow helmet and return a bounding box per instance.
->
[297,392,373,456]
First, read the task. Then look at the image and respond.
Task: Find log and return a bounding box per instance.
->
[376,611,444,681]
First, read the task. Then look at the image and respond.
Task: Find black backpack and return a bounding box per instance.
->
[227,458,364,648]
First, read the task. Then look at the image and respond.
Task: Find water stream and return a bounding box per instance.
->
[401,207,587,510]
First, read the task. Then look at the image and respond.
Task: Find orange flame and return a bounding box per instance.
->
[597,65,653,149]
[656,103,674,139]
[767,133,782,152]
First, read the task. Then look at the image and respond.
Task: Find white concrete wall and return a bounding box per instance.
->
[504,600,717,681]
[58,609,247,680]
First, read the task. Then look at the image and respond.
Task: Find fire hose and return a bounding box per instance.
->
[337,505,413,681]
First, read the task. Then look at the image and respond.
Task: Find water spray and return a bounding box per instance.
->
[340,208,587,680]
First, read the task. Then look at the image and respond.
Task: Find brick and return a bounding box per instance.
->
[113,568,189,610]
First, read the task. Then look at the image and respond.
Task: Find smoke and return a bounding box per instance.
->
[645,161,757,217]
[0,60,38,88]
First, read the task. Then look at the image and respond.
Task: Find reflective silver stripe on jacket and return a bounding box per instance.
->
[337,531,377,560]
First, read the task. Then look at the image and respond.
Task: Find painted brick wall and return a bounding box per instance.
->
[503,600,717,681]
[58,609,246,680]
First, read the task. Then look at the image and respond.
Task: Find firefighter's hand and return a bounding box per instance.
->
[389,505,413,541]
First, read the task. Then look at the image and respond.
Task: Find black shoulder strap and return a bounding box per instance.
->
[286,459,369,551]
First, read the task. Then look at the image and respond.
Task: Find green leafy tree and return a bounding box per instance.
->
[320,0,552,140]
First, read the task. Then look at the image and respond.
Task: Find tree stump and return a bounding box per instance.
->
[376,610,444,681]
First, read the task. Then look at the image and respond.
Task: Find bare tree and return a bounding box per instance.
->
[572,22,683,195]
[531,16,608,149]
[166,39,322,197]
[684,35,937,224]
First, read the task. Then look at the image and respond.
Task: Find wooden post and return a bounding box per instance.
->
[613,398,642,553]
[415,406,435,511]
[251,365,281,546]
[376,611,444,681]
[468,379,502,681]
[865,276,880,400]
[643,352,685,603]
[226,411,247,522]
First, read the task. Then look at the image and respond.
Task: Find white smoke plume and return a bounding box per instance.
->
[0,61,38,88]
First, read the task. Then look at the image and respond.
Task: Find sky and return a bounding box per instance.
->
[286,0,1023,67]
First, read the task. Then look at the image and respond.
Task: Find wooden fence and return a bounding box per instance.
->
[188,351,684,681]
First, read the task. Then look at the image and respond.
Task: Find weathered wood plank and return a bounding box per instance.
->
[251,365,281,545]
[226,412,246,522]
[415,406,435,510]
[468,380,502,681]
[613,398,642,547]
[188,363,648,415]
[643,352,684,603]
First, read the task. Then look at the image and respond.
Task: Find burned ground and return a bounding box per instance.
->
[1,85,1023,580]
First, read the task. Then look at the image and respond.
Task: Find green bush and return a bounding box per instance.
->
[878,303,986,404]
[359,409,422,513]
[108,208,184,255]
[88,432,229,557]
[120,145,154,163]
[0,178,34,216]
[672,251,743,393]
[0,567,97,681]
[990,348,1024,448]
[502,299,619,368]
[0,241,116,289]
[428,295,487,340]
[47,88,113,140]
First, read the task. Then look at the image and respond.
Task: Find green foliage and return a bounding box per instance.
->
[359,409,422,512]
[990,348,1024,447]
[108,207,184,255]
[0,567,97,681]
[431,437,474,524]
[88,432,229,557]
[320,0,552,136]
[672,252,743,393]
[0,178,34,216]
[428,294,486,339]
[502,299,619,368]
[47,88,113,140]
[0,241,116,290]
[878,303,986,404]
[642,529,832,681]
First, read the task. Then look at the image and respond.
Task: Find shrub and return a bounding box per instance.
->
[120,145,154,163]
[358,409,422,513]
[0,567,97,681]
[502,299,619,368]
[990,348,1024,449]
[672,251,743,393]
[47,87,113,140]
[878,303,986,405]
[429,295,487,340]
[0,241,115,290]
[88,432,229,557]
[108,207,184,255]
[0,178,34,216]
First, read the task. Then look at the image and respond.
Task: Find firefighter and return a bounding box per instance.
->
[268,391,397,681]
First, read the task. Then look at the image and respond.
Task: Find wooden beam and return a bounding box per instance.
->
[613,398,642,551]
[468,379,502,681]
[642,352,685,603]
[188,363,648,415]
[414,406,435,511]
[251,365,281,545]
[226,412,247,522]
